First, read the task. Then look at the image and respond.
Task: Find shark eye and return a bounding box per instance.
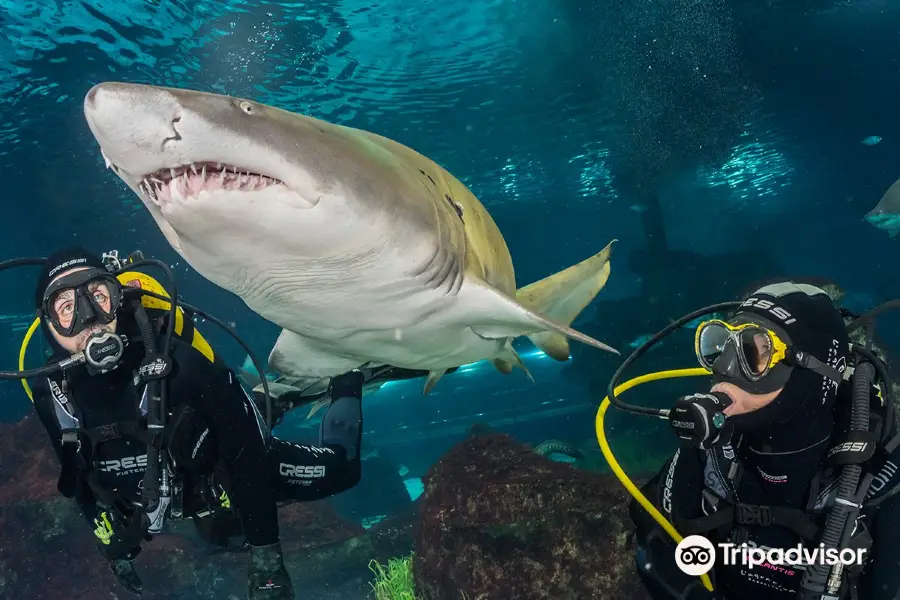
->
[239,101,254,115]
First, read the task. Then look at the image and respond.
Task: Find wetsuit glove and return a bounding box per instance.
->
[669,392,732,450]
[248,542,295,600]
[93,507,148,561]
[94,507,148,594]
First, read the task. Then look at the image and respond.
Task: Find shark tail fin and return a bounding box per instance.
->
[514,240,616,361]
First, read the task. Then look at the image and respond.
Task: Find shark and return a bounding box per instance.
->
[82,82,621,395]
[865,178,900,239]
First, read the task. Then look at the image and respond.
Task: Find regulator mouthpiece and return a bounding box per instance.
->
[669,391,733,449]
[83,330,126,374]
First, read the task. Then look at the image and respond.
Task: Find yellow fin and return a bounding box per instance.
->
[492,340,534,382]
[306,399,329,419]
[515,240,616,361]
[492,358,513,374]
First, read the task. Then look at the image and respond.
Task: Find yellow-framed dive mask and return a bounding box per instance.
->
[694,318,789,382]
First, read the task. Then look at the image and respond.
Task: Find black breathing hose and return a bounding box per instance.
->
[135,288,274,435]
[116,258,177,525]
[0,257,85,380]
[0,361,79,379]
[799,360,873,599]
[845,299,900,336]
[0,257,48,270]
[851,344,895,441]
[124,259,177,355]
[133,299,163,513]
[606,301,743,416]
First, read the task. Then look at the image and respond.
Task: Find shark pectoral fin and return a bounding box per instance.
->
[465,279,619,358]
[891,229,898,239]
[268,329,364,378]
[514,240,616,361]
[423,369,447,395]
[252,381,298,399]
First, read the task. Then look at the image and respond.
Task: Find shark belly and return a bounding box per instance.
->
[247,274,505,373]
[178,239,495,373]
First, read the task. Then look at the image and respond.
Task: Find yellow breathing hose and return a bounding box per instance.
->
[595,367,714,592]
[19,317,41,403]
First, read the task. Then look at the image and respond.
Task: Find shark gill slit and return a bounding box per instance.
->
[411,242,442,279]
[426,247,456,292]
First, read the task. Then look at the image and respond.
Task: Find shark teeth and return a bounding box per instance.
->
[138,162,284,204]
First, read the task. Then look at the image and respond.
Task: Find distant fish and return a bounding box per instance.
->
[864,178,900,239]
[861,136,882,146]
[625,312,725,350]
[628,334,656,349]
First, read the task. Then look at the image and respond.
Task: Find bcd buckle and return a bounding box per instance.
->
[737,504,771,526]
[60,429,82,452]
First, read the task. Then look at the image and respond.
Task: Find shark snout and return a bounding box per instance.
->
[84,82,185,178]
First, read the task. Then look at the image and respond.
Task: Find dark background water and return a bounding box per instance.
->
[1,0,899,500]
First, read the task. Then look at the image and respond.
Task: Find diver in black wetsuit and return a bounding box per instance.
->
[27,248,365,600]
[629,282,900,600]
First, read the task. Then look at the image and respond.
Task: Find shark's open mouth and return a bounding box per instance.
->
[139,162,284,205]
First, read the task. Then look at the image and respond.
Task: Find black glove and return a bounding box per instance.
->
[669,392,733,450]
[94,507,148,594]
[93,506,148,560]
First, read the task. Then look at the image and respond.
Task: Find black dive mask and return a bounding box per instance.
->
[41,267,123,338]
[700,312,844,396]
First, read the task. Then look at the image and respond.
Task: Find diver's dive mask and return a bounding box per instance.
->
[41,267,123,338]
[694,313,842,395]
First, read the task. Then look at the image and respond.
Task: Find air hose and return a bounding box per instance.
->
[799,360,874,599]
[120,257,178,535]
[132,296,171,534]
[0,356,87,379]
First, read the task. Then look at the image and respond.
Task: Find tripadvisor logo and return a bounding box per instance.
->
[674,535,867,576]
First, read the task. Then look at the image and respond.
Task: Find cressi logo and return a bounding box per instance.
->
[47,257,87,278]
[97,454,147,475]
[739,297,796,325]
[279,463,326,479]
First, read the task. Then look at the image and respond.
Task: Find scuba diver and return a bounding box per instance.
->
[22,247,366,600]
[627,281,900,600]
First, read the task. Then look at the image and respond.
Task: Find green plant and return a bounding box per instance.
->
[369,554,418,600]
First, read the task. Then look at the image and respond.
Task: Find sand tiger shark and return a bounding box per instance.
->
[865,177,900,239]
[82,82,620,397]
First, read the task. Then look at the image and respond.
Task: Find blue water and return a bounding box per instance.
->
[1,0,900,598]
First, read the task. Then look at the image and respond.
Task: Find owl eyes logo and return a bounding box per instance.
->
[675,536,716,576]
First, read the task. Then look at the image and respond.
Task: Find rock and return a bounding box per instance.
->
[278,501,366,552]
[367,499,419,559]
[0,414,60,506]
[413,433,650,600]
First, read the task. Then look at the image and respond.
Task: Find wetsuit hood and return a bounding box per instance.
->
[34,247,115,359]
[722,281,849,452]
